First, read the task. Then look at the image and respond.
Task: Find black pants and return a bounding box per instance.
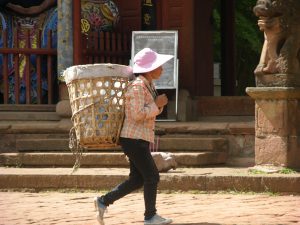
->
[100,137,160,220]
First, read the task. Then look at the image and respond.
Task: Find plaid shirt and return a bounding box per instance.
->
[120,76,161,143]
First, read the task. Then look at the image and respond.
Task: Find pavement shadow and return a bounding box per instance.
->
[172,223,222,225]
[164,170,213,175]
[161,170,185,174]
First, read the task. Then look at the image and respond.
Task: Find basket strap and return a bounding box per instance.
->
[144,81,158,100]
[150,135,160,152]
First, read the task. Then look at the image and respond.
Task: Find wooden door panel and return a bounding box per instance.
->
[114,0,141,32]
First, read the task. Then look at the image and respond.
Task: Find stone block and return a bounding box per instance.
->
[56,100,72,118]
[0,134,16,152]
[256,99,299,137]
[255,136,288,166]
[286,136,300,168]
[226,135,255,157]
[59,82,69,100]
[256,100,285,134]
[196,96,254,116]
[158,136,228,152]
[16,139,69,151]
[0,112,60,121]
[176,89,193,121]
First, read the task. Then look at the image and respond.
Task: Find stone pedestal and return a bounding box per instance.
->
[56,82,71,118]
[246,87,300,169]
[56,82,72,130]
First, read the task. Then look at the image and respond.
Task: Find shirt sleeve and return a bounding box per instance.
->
[127,84,160,121]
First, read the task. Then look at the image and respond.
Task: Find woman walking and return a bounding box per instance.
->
[94,48,174,225]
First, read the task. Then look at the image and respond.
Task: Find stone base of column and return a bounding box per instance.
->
[246,87,300,169]
[255,73,300,87]
[56,82,72,118]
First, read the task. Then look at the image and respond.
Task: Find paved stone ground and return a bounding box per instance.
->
[1,191,300,225]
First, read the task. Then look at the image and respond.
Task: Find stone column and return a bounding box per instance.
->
[56,0,73,128]
[246,87,300,168]
[57,0,73,79]
[248,0,300,169]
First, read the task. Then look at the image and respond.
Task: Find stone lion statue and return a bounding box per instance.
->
[253,0,300,75]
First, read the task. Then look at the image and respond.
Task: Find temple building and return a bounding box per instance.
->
[2,0,299,169]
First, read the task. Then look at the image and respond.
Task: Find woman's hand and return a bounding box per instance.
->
[155,94,168,108]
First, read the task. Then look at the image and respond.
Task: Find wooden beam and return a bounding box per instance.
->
[221,0,236,96]
[194,0,214,96]
[73,0,82,65]
[0,48,57,54]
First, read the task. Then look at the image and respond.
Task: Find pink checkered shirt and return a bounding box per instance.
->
[120,76,161,143]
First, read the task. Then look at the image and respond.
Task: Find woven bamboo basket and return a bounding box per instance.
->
[64,63,133,149]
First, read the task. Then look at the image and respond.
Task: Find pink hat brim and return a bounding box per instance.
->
[133,53,174,74]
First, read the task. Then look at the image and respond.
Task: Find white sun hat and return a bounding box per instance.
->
[133,48,174,74]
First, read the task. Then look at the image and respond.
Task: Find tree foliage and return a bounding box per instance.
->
[213,0,264,95]
[235,0,263,95]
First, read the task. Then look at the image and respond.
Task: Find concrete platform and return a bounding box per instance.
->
[0,166,299,193]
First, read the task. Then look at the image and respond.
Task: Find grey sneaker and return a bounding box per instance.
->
[144,214,173,225]
[93,197,107,225]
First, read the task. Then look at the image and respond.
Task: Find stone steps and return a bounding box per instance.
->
[0,167,299,193]
[0,118,231,167]
[0,120,71,134]
[0,105,59,122]
[0,114,255,168]
[0,111,60,121]
[0,151,228,168]
[0,109,261,191]
[194,96,254,117]
[0,104,56,112]
[13,135,228,152]
[158,135,228,151]
[1,134,229,167]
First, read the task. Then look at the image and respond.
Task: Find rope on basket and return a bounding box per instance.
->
[69,126,84,174]
[68,99,125,173]
[68,101,99,174]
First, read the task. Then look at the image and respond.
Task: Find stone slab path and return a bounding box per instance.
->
[1,191,299,225]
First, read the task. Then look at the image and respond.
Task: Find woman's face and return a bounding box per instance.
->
[150,66,163,80]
